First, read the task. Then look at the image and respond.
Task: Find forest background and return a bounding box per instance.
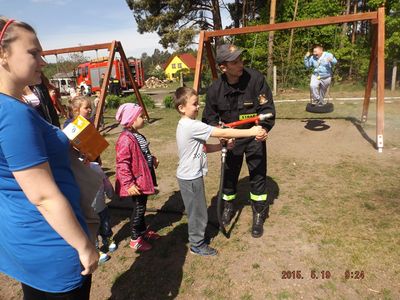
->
[44,0,400,90]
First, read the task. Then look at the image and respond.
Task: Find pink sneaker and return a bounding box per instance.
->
[129,237,152,251]
[144,230,160,240]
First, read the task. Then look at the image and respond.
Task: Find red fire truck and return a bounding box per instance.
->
[75,57,145,94]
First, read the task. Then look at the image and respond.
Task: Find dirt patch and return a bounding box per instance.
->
[2,101,400,300]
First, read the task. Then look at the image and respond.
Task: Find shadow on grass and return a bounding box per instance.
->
[303,119,330,131]
[109,222,188,300]
[206,176,279,240]
[279,116,376,148]
[110,191,185,246]
[99,122,120,135]
[109,192,187,299]
[147,117,163,124]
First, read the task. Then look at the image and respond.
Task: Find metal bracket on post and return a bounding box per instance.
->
[361,115,367,123]
[377,134,383,153]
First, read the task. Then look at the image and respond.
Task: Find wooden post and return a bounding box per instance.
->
[376,6,385,152]
[193,31,206,92]
[267,0,277,80]
[94,41,116,129]
[117,42,149,121]
[205,39,218,80]
[361,26,377,123]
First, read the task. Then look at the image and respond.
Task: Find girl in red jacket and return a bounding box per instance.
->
[115,103,159,251]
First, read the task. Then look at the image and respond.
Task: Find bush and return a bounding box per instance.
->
[105,95,121,109]
[105,93,155,109]
[163,95,174,109]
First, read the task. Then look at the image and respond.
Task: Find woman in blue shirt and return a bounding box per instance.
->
[0,17,98,299]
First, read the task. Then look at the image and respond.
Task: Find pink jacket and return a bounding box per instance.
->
[115,130,155,196]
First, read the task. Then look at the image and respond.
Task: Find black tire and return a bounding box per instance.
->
[306,102,334,113]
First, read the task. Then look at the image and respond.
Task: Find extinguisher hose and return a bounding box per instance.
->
[217,143,229,238]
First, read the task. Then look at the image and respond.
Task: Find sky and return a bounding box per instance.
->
[2,0,232,63]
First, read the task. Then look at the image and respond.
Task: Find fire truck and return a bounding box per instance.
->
[75,57,145,94]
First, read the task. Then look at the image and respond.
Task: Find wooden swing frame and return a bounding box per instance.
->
[193,7,385,152]
[42,41,149,129]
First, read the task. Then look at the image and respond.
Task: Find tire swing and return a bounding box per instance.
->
[305,99,334,113]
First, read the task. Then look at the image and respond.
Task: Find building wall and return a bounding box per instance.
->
[164,56,190,80]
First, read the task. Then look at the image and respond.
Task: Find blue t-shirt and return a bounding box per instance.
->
[0,93,88,292]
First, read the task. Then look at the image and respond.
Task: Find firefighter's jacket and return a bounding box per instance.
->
[202,67,275,133]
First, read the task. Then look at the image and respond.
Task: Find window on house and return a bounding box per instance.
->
[172,64,176,69]
[178,63,182,68]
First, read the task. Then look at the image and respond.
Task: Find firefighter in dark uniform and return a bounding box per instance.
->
[109,77,121,96]
[202,44,275,238]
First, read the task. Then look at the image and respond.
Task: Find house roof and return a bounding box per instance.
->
[164,53,197,70]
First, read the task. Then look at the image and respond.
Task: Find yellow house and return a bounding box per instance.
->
[164,53,197,81]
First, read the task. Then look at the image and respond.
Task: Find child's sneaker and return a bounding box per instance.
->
[144,230,160,240]
[129,236,152,252]
[103,238,117,253]
[190,244,218,256]
[99,251,110,264]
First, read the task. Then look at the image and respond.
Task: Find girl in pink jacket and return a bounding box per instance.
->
[115,103,160,251]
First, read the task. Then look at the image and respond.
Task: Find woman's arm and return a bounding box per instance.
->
[13,162,99,275]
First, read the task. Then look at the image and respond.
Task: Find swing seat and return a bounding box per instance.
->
[306,102,334,113]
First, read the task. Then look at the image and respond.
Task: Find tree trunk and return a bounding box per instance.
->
[211,0,222,30]
[234,0,240,28]
[339,0,351,49]
[351,2,357,44]
[349,1,357,78]
[391,61,398,91]
[211,0,222,45]
[251,0,257,20]
[242,0,247,27]
[267,0,276,80]
[284,0,299,86]
[287,0,299,61]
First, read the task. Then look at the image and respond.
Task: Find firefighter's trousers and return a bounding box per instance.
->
[222,138,267,204]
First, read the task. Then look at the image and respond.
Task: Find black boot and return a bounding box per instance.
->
[221,201,235,226]
[251,201,269,238]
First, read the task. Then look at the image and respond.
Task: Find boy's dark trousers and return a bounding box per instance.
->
[98,207,112,241]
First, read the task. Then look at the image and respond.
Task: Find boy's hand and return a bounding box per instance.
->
[227,138,235,150]
[128,185,141,196]
[152,156,159,169]
[306,51,311,57]
[255,130,268,141]
[251,126,268,141]
[250,125,265,136]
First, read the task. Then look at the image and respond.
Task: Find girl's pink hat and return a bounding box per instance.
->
[115,103,143,127]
